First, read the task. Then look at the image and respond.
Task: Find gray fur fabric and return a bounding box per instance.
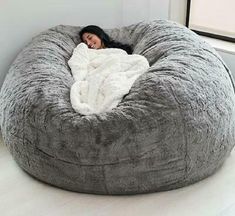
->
[0,20,235,195]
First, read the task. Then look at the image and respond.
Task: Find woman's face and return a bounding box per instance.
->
[82,33,104,49]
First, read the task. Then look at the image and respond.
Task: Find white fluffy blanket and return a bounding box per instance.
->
[68,43,149,115]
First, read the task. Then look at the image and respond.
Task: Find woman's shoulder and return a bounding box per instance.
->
[107,41,133,54]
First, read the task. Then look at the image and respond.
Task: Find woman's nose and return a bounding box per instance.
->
[87,40,92,46]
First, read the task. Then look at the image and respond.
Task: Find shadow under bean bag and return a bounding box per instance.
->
[0,20,235,195]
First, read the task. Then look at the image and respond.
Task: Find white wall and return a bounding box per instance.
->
[219,51,235,78]
[169,0,187,25]
[0,0,169,88]
[122,0,169,26]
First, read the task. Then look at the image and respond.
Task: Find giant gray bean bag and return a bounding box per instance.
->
[0,20,235,195]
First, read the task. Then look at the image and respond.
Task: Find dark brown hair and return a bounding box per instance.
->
[79,25,133,54]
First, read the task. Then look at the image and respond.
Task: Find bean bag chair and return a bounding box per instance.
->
[0,20,235,195]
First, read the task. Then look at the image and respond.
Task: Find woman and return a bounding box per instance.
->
[79,25,133,54]
[69,25,149,115]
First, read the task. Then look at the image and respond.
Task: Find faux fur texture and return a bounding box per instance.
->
[68,42,149,115]
[0,20,235,195]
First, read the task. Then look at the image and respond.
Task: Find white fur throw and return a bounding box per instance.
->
[68,43,149,115]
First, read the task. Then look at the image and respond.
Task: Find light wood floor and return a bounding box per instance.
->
[0,135,235,216]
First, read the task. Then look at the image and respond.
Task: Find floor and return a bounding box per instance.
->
[0,135,235,216]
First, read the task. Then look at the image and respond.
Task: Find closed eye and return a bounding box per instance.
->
[83,34,93,45]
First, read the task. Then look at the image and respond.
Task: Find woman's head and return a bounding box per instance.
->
[79,25,133,54]
[79,25,110,49]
